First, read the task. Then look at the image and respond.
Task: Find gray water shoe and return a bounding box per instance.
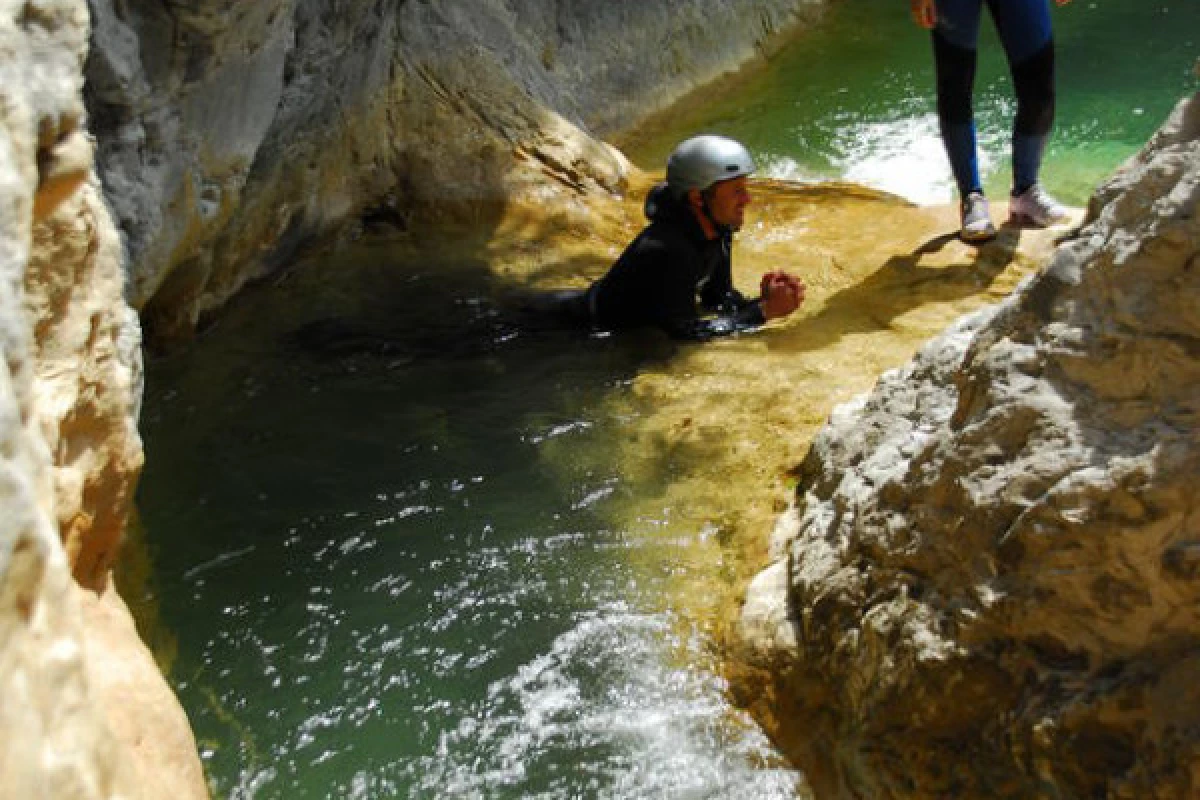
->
[960,191,996,243]
[1009,183,1070,227]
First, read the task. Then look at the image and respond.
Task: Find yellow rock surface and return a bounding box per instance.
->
[479,174,1078,638]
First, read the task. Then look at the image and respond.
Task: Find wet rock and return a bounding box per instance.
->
[84,0,826,345]
[735,93,1200,798]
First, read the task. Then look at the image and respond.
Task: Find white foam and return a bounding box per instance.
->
[415,608,807,798]
[833,113,957,204]
[757,112,1014,206]
[760,154,820,184]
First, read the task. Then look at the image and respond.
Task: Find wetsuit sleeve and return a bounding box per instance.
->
[657,244,714,339]
[667,276,767,341]
[698,234,741,309]
[670,301,766,340]
[682,234,767,340]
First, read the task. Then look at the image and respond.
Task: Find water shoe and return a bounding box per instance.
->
[1009,184,1070,227]
[960,191,997,243]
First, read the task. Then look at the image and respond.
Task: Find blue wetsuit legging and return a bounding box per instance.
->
[933,0,1056,198]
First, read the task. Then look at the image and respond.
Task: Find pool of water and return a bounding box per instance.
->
[620,0,1199,206]
[135,4,1197,797]
[136,251,805,798]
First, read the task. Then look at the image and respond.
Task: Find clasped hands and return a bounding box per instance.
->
[760,270,806,321]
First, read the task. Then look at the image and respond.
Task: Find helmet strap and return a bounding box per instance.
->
[687,188,720,240]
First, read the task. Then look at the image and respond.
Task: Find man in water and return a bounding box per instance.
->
[911,0,1073,242]
[559,134,804,340]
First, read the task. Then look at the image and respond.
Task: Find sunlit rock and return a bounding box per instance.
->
[734,93,1200,798]
[1,2,207,796]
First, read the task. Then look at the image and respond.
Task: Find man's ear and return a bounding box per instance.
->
[685,188,705,210]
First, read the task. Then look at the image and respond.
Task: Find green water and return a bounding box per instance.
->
[137,252,803,799]
[621,0,1199,206]
[136,4,1197,798]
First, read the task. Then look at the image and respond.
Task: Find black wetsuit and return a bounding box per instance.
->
[581,183,766,341]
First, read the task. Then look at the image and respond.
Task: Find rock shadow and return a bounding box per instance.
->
[771,224,1026,355]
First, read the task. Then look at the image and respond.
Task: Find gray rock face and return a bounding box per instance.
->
[84,0,824,343]
[736,93,1200,799]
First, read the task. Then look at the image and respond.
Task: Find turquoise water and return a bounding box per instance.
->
[137,253,804,798]
[621,0,1199,206]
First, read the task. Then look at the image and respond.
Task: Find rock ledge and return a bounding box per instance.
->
[735,93,1200,799]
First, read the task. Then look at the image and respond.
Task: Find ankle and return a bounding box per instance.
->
[961,189,985,206]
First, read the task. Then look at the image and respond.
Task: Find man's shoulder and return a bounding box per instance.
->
[638,216,699,254]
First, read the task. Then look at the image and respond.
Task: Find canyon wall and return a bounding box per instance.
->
[84,0,825,345]
[734,93,1200,799]
[2,0,203,796]
[4,1,829,794]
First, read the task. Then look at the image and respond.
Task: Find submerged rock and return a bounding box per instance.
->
[734,93,1200,798]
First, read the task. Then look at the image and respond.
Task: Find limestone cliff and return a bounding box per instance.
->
[1,1,205,797]
[83,0,825,345]
[734,93,1200,799]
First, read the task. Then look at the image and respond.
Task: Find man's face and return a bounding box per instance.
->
[704,176,752,230]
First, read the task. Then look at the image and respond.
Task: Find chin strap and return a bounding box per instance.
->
[691,195,720,240]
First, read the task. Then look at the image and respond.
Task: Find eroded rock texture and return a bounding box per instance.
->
[735,93,1200,799]
[1,1,206,796]
[84,0,824,344]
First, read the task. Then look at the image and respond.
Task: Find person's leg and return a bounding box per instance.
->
[933,0,996,241]
[987,0,1068,223]
[933,0,985,197]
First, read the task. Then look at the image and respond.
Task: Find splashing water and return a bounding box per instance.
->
[622,0,1199,206]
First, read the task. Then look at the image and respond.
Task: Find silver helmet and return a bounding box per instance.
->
[665,135,756,197]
